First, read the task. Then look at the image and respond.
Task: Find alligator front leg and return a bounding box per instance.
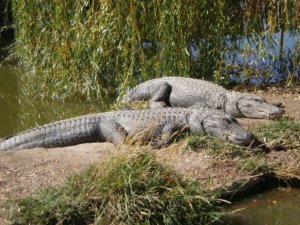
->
[152,123,186,147]
[97,120,127,144]
[149,82,172,108]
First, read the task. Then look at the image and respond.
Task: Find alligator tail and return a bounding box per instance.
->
[0,116,101,151]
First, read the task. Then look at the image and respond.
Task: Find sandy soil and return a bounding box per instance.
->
[0,143,115,200]
[0,85,299,224]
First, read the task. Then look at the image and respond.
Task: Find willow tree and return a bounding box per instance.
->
[8,0,300,101]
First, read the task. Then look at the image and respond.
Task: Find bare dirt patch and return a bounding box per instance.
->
[0,143,115,201]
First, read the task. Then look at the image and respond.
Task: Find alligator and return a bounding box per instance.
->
[123,76,285,119]
[0,107,253,151]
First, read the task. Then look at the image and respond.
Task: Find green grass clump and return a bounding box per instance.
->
[238,158,269,173]
[252,117,300,151]
[9,151,224,225]
[186,133,252,158]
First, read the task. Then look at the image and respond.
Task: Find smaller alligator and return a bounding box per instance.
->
[0,107,253,151]
[123,76,284,119]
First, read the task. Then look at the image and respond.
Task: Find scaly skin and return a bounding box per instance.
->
[0,108,253,151]
[124,76,285,119]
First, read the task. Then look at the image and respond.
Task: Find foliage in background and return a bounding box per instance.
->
[5,0,300,101]
[9,151,224,225]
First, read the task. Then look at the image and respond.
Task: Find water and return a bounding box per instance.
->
[0,67,19,137]
[227,188,300,225]
[225,30,300,84]
[0,68,108,138]
[189,30,300,84]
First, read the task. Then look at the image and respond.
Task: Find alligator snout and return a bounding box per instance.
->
[228,130,254,145]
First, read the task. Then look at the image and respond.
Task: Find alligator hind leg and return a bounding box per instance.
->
[150,82,172,108]
[96,121,127,144]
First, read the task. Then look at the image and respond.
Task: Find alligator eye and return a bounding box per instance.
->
[254,99,263,103]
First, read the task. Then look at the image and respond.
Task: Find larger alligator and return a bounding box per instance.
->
[0,107,253,151]
[123,76,284,119]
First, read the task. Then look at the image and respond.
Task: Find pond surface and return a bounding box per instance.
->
[227,188,300,225]
[225,30,300,84]
[0,68,108,138]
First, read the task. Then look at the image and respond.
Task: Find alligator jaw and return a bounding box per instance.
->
[237,97,285,119]
[249,107,285,119]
